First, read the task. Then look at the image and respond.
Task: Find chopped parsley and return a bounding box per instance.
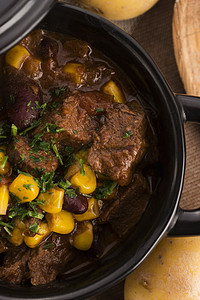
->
[30,155,42,164]
[35,140,50,153]
[30,132,44,146]
[58,180,71,190]
[39,103,47,116]
[75,156,85,176]
[41,123,58,133]
[29,199,45,207]
[0,156,8,169]
[34,171,55,193]
[9,205,44,221]
[17,170,32,177]
[27,101,31,107]
[20,154,25,162]
[11,124,17,136]
[58,180,77,198]
[65,146,74,154]
[43,242,55,250]
[22,183,33,190]
[0,221,14,236]
[52,87,67,98]
[51,141,63,165]
[56,128,65,133]
[96,107,104,113]
[29,222,40,233]
[10,192,22,204]
[9,94,15,104]
[20,120,42,136]
[123,130,133,139]
[94,180,117,199]
[73,129,77,134]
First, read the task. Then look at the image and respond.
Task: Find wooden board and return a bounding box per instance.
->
[173,0,200,96]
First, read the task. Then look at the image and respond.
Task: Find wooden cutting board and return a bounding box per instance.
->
[173,0,200,96]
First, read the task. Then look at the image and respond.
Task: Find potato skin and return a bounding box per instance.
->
[78,0,159,20]
[125,237,200,300]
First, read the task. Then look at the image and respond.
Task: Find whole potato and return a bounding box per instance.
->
[78,0,159,20]
[125,237,200,300]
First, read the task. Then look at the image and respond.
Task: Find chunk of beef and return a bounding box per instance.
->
[38,36,59,60]
[63,39,90,60]
[7,135,59,176]
[0,245,30,284]
[33,91,107,150]
[77,91,113,116]
[88,102,147,186]
[23,207,43,237]
[99,173,150,237]
[3,68,42,130]
[28,233,74,285]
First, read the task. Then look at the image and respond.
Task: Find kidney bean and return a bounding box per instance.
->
[63,194,88,214]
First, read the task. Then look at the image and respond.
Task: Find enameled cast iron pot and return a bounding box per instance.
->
[1,3,200,300]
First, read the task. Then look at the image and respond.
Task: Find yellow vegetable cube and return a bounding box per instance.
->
[70,164,96,194]
[0,185,9,215]
[9,173,39,203]
[46,210,74,234]
[65,149,89,180]
[24,221,51,248]
[5,45,30,69]
[0,147,10,175]
[74,197,99,221]
[103,80,125,103]
[9,227,24,246]
[63,63,85,84]
[72,222,93,251]
[38,187,64,213]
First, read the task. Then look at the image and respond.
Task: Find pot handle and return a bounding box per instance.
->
[168,94,200,236]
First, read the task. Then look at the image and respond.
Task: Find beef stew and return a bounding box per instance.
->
[0,29,159,286]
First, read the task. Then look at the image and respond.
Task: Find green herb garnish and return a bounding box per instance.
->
[17,170,32,177]
[22,183,33,190]
[73,129,77,134]
[20,120,42,136]
[11,124,17,136]
[20,154,25,162]
[9,205,44,221]
[52,87,67,98]
[51,141,63,165]
[34,171,55,193]
[43,243,55,249]
[96,107,104,113]
[29,222,40,233]
[94,180,117,199]
[75,156,85,176]
[123,130,133,139]
[30,132,44,146]
[0,221,14,236]
[9,94,15,104]
[0,156,8,169]
[58,180,77,198]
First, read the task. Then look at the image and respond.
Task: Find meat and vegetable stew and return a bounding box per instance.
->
[0,29,158,286]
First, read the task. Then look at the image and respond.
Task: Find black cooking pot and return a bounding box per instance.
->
[1,3,200,300]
